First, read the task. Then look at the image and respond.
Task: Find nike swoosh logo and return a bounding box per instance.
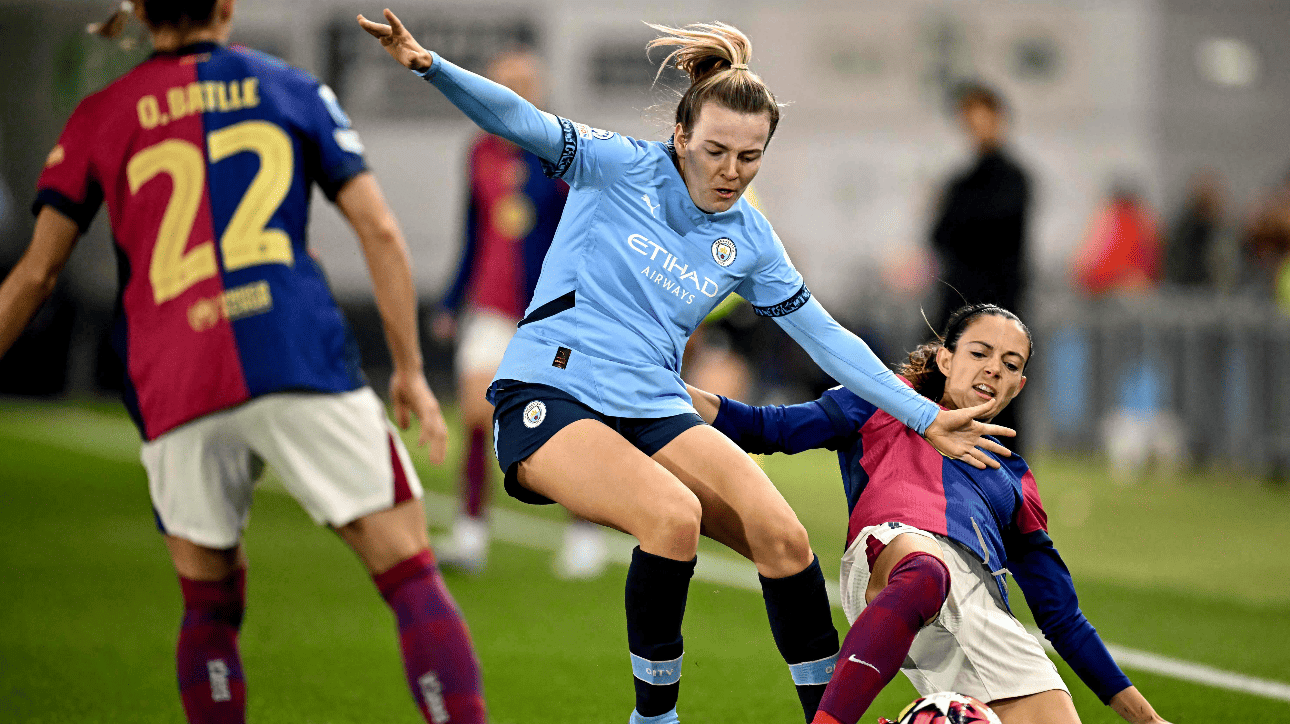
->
[848,655,880,674]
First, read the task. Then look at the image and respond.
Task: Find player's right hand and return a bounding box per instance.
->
[356,8,434,72]
[389,367,450,465]
[922,402,1014,470]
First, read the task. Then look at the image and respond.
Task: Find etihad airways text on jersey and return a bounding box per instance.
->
[627,233,721,305]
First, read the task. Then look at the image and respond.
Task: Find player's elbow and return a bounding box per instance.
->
[15,257,61,301]
[356,218,405,254]
[1038,608,1090,644]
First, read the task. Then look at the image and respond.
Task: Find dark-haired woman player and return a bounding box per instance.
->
[359,11,1013,723]
[690,304,1171,724]
[0,1,485,722]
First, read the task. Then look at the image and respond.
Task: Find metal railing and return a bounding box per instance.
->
[848,289,1290,471]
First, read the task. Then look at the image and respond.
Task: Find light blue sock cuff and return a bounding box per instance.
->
[789,653,839,686]
[629,707,680,724]
[630,653,683,685]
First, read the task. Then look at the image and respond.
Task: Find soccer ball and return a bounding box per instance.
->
[878,691,1002,724]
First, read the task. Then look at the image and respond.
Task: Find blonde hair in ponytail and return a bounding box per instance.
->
[645,22,781,143]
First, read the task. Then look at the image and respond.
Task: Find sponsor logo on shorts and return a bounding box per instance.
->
[711,237,737,267]
[523,401,547,429]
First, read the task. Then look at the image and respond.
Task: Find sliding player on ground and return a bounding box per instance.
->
[0,1,484,721]
[360,9,1012,723]
[690,304,1171,724]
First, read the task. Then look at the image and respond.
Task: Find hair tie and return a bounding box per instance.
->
[730,63,748,70]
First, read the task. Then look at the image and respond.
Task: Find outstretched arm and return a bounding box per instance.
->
[773,295,1013,469]
[336,172,449,465]
[0,207,79,360]
[687,384,856,454]
[357,9,565,163]
[1010,531,1169,723]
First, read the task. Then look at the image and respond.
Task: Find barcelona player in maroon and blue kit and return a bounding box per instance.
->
[0,1,486,722]
[690,304,1171,724]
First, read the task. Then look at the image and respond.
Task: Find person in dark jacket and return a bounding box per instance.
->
[931,83,1031,323]
[931,82,1032,451]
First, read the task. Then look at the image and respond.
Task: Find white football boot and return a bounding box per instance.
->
[437,514,489,574]
[554,518,608,579]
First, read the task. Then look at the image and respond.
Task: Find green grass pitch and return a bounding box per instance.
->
[1,400,1288,722]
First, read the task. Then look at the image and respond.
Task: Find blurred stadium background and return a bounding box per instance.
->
[2,0,1290,721]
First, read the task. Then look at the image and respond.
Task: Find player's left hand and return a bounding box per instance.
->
[357,8,434,72]
[389,367,449,465]
[923,401,1014,470]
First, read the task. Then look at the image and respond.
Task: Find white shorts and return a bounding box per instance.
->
[142,388,423,549]
[455,309,518,375]
[839,522,1069,704]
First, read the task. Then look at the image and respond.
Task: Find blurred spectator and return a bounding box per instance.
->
[930,82,1031,326]
[1073,182,1182,480]
[1072,181,1161,295]
[930,81,1031,452]
[1163,170,1227,290]
[1241,169,1290,310]
[431,49,606,580]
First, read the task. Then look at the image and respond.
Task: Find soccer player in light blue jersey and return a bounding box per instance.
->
[360,11,1015,723]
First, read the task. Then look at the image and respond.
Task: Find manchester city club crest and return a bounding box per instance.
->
[523,401,547,429]
[711,238,737,267]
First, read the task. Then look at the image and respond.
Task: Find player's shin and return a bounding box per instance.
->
[813,553,949,724]
[374,549,487,724]
[626,546,695,723]
[176,569,247,724]
[760,555,841,721]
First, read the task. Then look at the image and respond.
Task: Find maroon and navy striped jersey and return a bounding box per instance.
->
[712,377,1047,603]
[35,42,368,440]
[712,382,1135,703]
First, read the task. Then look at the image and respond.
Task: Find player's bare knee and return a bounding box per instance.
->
[339,501,429,573]
[638,489,701,559]
[750,517,812,573]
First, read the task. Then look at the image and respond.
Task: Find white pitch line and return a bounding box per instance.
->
[8,407,1290,704]
[1025,630,1290,703]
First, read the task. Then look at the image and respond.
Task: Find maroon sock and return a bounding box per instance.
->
[812,552,950,724]
[375,549,487,724]
[462,426,489,518]
[177,570,247,724]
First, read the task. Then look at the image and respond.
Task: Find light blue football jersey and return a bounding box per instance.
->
[420,55,939,430]
[491,123,804,417]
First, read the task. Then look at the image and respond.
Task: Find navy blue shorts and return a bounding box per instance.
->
[490,380,706,505]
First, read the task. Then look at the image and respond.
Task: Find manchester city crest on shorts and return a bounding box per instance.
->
[523,401,547,429]
[711,238,737,267]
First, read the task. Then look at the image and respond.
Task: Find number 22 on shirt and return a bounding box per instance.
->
[127,119,293,304]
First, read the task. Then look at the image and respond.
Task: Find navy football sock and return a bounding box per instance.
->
[625,546,695,717]
[760,555,842,721]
